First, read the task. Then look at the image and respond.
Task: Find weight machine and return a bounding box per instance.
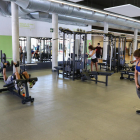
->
[97,34,127,73]
[40,38,52,62]
[107,35,127,72]
[54,28,114,86]
[55,28,86,80]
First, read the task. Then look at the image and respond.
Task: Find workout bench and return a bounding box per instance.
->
[54,66,63,76]
[81,71,113,86]
[0,77,38,104]
[120,70,134,81]
[98,63,108,70]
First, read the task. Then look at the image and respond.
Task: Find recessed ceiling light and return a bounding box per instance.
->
[104,4,140,17]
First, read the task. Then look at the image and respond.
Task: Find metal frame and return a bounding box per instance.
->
[105,35,127,72]
[73,33,76,81]
[63,33,65,79]
[58,28,117,82]
[84,34,87,70]
[113,37,116,73]
[0,50,4,80]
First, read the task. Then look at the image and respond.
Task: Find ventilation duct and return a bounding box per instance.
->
[0,0,138,32]
[4,0,140,29]
[0,1,10,16]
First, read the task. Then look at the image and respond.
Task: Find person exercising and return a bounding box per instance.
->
[34,49,39,58]
[3,62,33,88]
[87,45,98,71]
[130,60,137,64]
[134,49,140,114]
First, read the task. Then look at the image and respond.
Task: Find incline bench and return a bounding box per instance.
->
[0,77,38,104]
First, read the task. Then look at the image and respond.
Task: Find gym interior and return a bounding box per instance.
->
[0,0,140,140]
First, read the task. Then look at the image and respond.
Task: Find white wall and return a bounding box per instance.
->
[92,36,103,47]
[0,16,91,38]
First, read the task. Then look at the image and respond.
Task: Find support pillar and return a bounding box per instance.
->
[133,28,138,60]
[27,36,31,63]
[11,2,19,72]
[43,39,45,52]
[52,13,58,71]
[103,22,108,60]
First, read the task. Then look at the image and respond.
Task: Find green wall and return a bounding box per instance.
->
[87,39,92,51]
[87,40,92,47]
[0,36,12,60]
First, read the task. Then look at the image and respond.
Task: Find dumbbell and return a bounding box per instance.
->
[0,61,10,68]
[11,61,20,67]
[7,61,10,67]
[11,61,13,67]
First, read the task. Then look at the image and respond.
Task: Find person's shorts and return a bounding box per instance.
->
[4,75,13,85]
[91,58,97,63]
[31,50,34,54]
[4,74,19,90]
[20,52,23,55]
[96,53,100,58]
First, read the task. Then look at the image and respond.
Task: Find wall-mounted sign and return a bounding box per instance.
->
[50,28,54,33]
[19,23,35,30]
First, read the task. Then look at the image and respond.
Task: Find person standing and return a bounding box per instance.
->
[134,49,140,114]
[87,45,98,71]
[96,43,102,62]
[19,45,23,63]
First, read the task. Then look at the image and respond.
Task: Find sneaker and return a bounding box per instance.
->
[136,110,140,115]
[20,85,24,90]
[20,86,26,96]
[29,82,33,88]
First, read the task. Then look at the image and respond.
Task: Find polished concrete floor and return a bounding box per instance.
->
[0,68,139,140]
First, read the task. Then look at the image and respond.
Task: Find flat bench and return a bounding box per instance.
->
[81,71,113,86]
[54,66,63,76]
[98,63,108,70]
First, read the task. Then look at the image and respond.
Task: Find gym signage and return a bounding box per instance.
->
[50,28,54,33]
[19,23,35,30]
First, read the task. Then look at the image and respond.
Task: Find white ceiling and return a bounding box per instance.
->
[104,4,140,17]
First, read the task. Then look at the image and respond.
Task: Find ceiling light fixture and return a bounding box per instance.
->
[47,0,140,23]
